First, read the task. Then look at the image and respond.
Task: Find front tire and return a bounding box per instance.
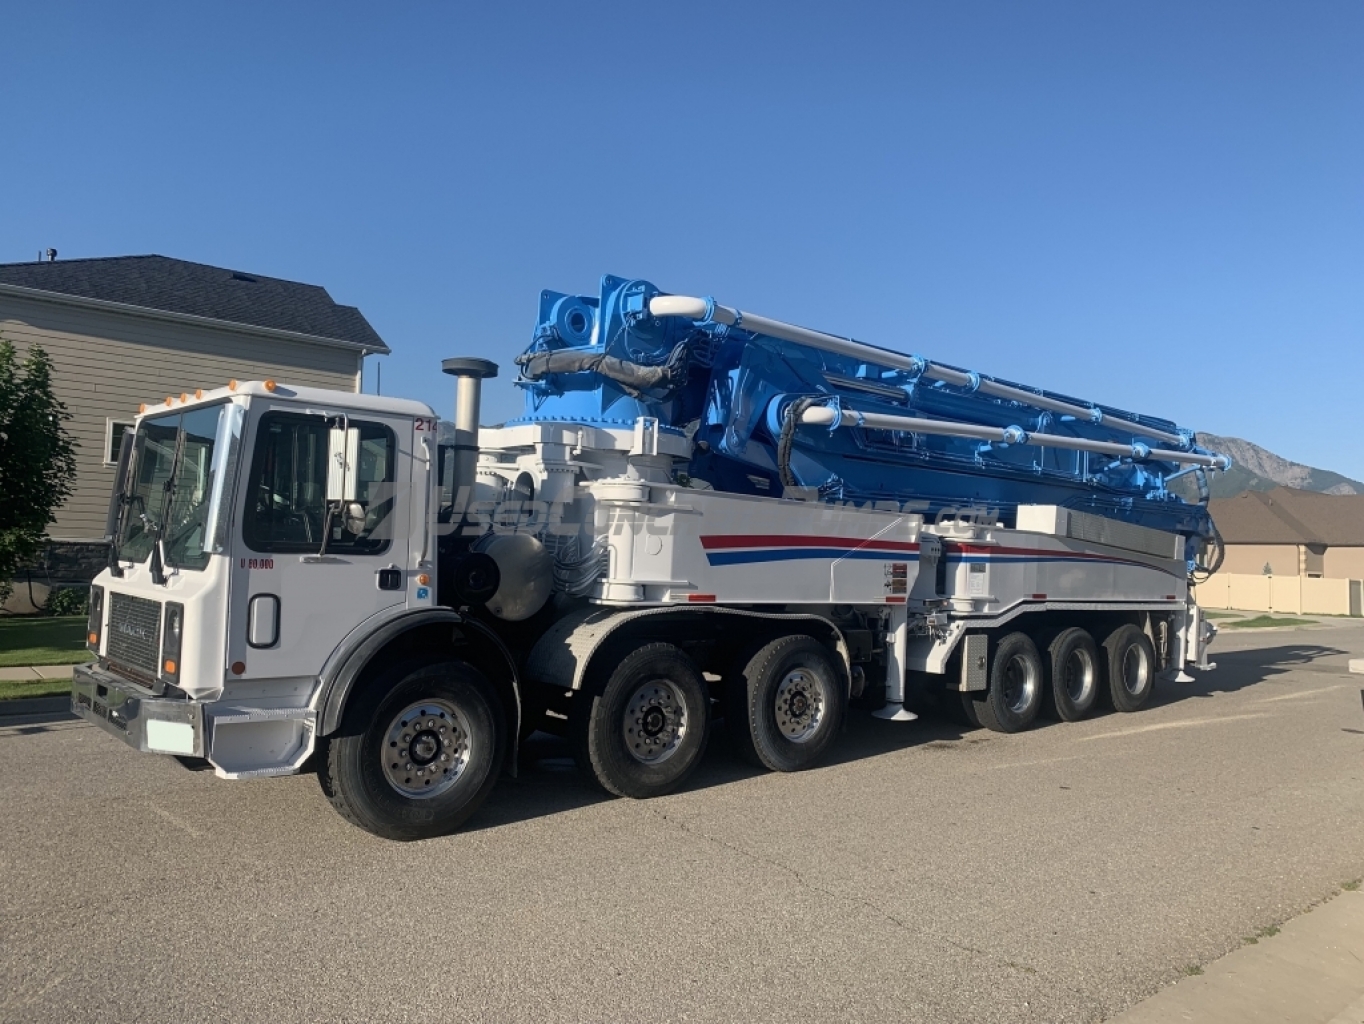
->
[971,632,1044,733]
[321,660,504,841]
[728,635,845,772]
[1104,624,1156,712]
[572,642,710,799]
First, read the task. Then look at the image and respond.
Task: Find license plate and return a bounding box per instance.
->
[145,720,195,755]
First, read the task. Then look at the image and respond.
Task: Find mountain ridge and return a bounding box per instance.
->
[1190,434,1362,499]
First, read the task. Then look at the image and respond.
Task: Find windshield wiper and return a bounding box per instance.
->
[150,423,189,583]
[105,431,137,578]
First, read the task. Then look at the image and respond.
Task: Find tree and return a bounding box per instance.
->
[0,339,78,606]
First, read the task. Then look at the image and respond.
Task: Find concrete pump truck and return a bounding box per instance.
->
[74,274,1228,840]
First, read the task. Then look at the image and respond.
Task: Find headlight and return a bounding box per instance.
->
[86,586,104,652]
[161,602,184,683]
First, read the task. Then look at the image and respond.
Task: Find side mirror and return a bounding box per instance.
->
[342,501,367,535]
[326,426,360,503]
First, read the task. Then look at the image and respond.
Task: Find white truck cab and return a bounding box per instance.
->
[75,381,445,780]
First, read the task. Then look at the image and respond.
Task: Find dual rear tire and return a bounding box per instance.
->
[1047,627,1101,722]
[970,632,1044,733]
[969,623,1157,734]
[1103,624,1156,713]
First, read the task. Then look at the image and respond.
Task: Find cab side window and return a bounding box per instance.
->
[242,412,396,554]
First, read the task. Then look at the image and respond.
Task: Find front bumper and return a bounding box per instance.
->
[71,662,205,757]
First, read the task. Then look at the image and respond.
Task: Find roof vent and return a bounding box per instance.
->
[231,272,257,283]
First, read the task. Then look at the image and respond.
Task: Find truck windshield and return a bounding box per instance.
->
[119,402,244,571]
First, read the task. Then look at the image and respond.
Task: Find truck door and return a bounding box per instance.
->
[226,408,413,686]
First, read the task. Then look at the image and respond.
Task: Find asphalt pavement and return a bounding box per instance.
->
[2,619,1362,1024]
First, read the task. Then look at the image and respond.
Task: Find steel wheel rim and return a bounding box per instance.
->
[1063,647,1095,704]
[381,698,473,799]
[775,668,826,743]
[1001,653,1039,714]
[623,678,688,764]
[1122,645,1150,696]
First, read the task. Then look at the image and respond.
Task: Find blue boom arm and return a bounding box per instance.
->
[511,275,1228,549]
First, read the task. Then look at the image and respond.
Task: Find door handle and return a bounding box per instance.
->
[247,594,280,648]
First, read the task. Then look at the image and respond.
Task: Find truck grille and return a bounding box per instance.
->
[106,593,161,678]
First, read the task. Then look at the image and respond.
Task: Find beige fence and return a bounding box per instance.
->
[1193,573,1364,616]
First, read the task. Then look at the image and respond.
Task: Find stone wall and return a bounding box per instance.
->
[2,540,109,615]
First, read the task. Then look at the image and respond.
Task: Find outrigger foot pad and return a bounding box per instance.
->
[873,702,919,722]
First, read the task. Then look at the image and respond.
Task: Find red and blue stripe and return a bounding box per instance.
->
[698,535,1179,576]
[699,534,920,567]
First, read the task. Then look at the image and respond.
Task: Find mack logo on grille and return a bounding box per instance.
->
[115,620,155,642]
[107,593,162,677]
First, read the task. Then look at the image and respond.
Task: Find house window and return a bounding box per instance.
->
[105,419,134,465]
[1304,543,1326,577]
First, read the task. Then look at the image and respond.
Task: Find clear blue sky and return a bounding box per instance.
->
[5,2,1362,478]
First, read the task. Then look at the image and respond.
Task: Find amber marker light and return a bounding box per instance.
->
[165,396,174,406]
[88,632,98,644]
[195,388,204,399]
[228,380,238,391]
[180,393,188,403]
[163,659,177,675]
[263,379,277,392]
[417,573,430,585]
[139,403,147,413]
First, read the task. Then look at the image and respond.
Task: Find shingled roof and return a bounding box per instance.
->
[0,255,389,354]
[1209,487,1364,546]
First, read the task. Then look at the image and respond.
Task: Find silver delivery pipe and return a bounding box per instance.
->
[799,405,1231,469]
[649,295,1186,447]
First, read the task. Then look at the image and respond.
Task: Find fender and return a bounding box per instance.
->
[315,609,521,758]
[526,604,850,692]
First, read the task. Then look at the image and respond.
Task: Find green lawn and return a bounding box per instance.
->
[1223,615,1315,629]
[0,616,95,667]
[0,678,72,701]
[1201,609,1246,620]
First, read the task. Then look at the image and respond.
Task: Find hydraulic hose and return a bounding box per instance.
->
[777,397,819,489]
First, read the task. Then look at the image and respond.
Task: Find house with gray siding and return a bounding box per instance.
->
[0,255,389,609]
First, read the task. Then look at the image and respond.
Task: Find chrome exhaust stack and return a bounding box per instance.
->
[441,357,498,494]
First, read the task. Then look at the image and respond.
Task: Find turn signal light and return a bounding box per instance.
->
[86,586,103,653]
[163,659,177,675]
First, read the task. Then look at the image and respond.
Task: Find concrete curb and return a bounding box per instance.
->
[1106,889,1364,1023]
[0,663,81,681]
[0,696,72,718]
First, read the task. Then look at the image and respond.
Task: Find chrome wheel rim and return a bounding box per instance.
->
[1122,645,1150,696]
[381,698,472,798]
[1001,653,1039,714]
[1063,647,1096,704]
[623,679,688,764]
[775,668,825,743]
